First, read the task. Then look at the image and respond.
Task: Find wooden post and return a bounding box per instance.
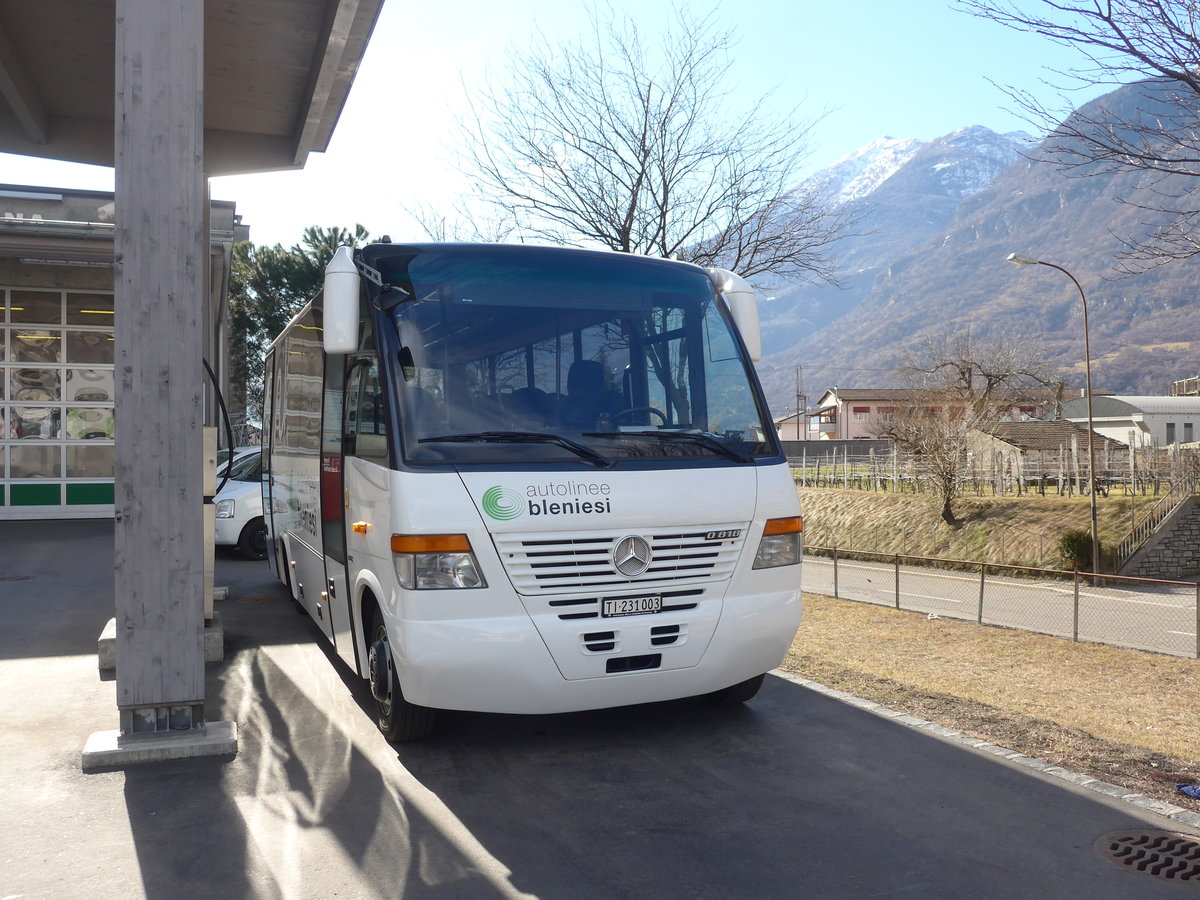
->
[1075,444,1082,497]
[113,0,207,736]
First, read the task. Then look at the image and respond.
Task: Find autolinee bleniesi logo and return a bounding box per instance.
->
[482,486,523,520]
[482,481,615,520]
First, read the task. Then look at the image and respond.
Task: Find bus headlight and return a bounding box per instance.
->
[391,534,487,590]
[752,516,803,569]
[215,499,235,518]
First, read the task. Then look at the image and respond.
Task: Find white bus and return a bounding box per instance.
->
[263,243,802,741]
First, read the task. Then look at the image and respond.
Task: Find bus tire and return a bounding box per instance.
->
[706,673,765,706]
[368,607,435,743]
[237,517,268,560]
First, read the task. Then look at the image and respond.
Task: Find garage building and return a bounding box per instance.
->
[0,184,245,519]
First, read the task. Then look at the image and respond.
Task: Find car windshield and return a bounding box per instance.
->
[225,452,262,482]
[370,247,773,467]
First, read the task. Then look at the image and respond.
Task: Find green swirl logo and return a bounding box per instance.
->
[482,486,523,520]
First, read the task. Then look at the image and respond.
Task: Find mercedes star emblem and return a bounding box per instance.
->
[612,535,653,577]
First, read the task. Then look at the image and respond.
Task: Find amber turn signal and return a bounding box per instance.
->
[763,516,803,535]
[391,533,473,554]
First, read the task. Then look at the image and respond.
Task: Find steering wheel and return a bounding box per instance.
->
[614,406,668,425]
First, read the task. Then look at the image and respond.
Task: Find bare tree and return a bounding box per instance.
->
[960,0,1200,269]
[411,200,520,244]
[871,333,1054,527]
[459,5,856,284]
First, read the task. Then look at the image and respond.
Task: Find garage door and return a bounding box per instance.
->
[1,287,115,519]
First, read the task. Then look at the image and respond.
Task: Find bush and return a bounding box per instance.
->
[1057,529,1094,571]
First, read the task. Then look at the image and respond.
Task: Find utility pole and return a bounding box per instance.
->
[795,366,807,441]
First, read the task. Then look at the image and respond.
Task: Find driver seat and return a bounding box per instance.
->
[559,360,619,429]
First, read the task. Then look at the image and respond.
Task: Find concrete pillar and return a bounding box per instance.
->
[111,0,207,738]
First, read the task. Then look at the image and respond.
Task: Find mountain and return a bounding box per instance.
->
[757,81,1200,416]
[803,136,923,204]
[757,126,1030,360]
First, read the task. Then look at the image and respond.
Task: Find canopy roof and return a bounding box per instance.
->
[0,0,383,175]
[1062,395,1200,417]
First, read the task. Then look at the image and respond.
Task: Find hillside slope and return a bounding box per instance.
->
[798,487,1136,569]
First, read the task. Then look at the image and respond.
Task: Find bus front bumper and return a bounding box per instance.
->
[388,587,801,715]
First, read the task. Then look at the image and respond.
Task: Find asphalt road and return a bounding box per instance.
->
[2,521,1197,899]
[803,554,1200,657]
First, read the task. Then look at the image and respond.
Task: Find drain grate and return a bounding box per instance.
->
[1096,830,1200,881]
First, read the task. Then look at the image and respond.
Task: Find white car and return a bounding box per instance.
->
[214,450,267,559]
[217,445,259,475]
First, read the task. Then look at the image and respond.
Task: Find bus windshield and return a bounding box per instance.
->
[368,246,774,467]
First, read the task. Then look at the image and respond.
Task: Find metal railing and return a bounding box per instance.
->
[1112,477,1199,571]
[804,546,1200,659]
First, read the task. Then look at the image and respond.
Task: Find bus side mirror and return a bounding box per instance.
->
[708,268,762,362]
[324,246,360,354]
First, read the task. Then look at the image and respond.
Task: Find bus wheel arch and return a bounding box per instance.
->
[365,600,436,742]
[357,583,385,669]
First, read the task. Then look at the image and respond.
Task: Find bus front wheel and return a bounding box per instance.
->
[706,673,765,705]
[367,608,435,743]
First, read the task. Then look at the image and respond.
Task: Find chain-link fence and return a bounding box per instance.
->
[803,547,1200,659]
[788,443,1200,499]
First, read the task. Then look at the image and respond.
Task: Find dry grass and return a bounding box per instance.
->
[783,592,1200,810]
[797,487,1158,570]
[788,485,1200,808]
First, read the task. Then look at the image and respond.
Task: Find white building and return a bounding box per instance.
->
[1060,395,1200,447]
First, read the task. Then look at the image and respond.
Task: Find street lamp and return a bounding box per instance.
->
[1006,252,1100,577]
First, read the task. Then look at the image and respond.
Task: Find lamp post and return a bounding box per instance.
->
[1006,252,1100,577]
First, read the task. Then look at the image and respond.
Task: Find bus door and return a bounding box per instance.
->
[281,314,336,644]
[341,353,394,652]
[321,351,355,667]
[262,348,280,579]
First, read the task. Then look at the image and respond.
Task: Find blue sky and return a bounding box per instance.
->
[1,1,1111,248]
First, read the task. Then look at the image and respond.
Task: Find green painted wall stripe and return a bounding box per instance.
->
[66,483,115,505]
[11,484,61,506]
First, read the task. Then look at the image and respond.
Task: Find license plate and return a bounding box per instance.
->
[601,595,662,617]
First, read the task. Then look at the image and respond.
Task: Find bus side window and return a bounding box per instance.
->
[346,357,389,463]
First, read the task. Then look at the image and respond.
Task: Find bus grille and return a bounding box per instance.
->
[493,525,747,594]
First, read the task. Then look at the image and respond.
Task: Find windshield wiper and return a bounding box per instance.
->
[419,431,614,468]
[588,430,752,463]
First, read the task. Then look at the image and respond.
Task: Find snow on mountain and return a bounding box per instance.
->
[805,136,922,204]
[803,127,1031,206]
[908,125,1031,199]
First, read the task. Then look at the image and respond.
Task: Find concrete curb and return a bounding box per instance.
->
[771,669,1200,831]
